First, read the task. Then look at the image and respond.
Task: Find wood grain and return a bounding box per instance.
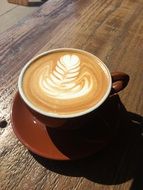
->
[0,0,37,34]
[0,0,143,189]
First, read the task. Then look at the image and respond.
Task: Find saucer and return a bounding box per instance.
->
[11,92,121,160]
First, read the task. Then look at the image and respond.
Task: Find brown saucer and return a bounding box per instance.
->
[11,92,121,160]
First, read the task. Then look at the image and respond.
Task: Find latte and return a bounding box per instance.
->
[20,49,111,117]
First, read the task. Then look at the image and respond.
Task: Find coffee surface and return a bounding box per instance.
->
[22,50,110,116]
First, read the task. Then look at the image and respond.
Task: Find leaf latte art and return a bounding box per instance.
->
[39,55,93,99]
[22,50,110,116]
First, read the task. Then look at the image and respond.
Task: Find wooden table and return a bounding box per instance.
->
[0,0,143,189]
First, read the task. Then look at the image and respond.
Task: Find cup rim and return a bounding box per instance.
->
[18,48,112,118]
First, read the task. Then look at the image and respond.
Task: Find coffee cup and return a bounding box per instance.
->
[18,48,129,127]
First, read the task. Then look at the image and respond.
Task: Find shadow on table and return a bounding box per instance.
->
[28,0,47,7]
[30,95,143,187]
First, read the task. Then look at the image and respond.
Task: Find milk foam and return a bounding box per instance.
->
[39,54,93,99]
[22,50,109,116]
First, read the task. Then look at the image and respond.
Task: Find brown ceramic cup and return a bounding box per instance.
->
[18,48,129,127]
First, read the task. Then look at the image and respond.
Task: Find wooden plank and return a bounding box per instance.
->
[0,0,17,16]
[8,0,28,6]
[0,1,37,34]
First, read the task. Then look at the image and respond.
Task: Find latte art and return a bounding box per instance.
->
[22,50,110,117]
[39,54,93,99]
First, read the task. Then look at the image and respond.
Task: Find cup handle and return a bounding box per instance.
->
[111,72,129,94]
